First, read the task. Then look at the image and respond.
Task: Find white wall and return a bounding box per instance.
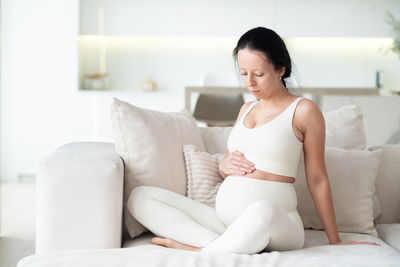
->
[78,0,400,92]
[1,0,79,180]
[79,36,400,92]
[80,0,400,38]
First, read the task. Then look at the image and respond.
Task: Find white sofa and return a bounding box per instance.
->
[17,99,400,267]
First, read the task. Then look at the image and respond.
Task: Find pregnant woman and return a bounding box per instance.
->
[128,27,379,253]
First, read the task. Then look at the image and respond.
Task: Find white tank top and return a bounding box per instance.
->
[227,97,304,178]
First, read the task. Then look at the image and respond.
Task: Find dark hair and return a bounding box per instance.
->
[233,27,292,88]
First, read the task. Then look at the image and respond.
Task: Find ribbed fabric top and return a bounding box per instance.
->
[227,97,304,178]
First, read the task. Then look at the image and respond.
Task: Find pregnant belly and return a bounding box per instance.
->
[215,176,297,226]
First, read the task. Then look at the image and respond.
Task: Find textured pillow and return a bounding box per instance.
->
[183,144,224,207]
[294,147,382,236]
[323,105,366,150]
[111,98,205,239]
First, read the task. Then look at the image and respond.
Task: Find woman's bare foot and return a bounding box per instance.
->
[151,237,202,252]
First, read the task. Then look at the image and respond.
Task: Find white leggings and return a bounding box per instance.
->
[128,176,304,254]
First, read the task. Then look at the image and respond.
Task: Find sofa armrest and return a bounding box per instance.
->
[36,142,124,254]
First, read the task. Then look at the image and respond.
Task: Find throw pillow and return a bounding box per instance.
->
[183,144,224,207]
[199,127,233,154]
[323,105,366,150]
[111,98,206,239]
[294,147,382,236]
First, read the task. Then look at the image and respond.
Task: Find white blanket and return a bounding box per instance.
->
[17,230,400,267]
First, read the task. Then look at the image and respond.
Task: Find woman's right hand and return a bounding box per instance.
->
[219,151,255,178]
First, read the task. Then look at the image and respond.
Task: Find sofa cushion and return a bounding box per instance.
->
[376,223,400,251]
[368,145,400,224]
[18,231,399,267]
[111,98,205,239]
[295,147,382,236]
[183,144,224,207]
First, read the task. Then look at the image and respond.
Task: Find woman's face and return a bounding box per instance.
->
[237,48,284,98]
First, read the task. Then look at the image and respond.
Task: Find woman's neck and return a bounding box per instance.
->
[257,87,292,109]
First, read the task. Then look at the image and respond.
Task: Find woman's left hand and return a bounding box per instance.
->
[335,241,381,246]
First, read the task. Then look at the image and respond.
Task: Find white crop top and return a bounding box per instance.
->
[227,97,304,178]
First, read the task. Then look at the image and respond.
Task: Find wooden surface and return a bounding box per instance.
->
[185,86,380,111]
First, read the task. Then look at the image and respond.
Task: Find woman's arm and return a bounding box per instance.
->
[297,99,341,244]
[296,99,379,246]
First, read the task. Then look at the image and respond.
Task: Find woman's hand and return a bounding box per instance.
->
[334,241,381,246]
[219,151,255,178]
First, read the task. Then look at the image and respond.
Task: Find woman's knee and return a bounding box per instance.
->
[245,200,281,224]
[130,186,155,203]
[127,186,162,219]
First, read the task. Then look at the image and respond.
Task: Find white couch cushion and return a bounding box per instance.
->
[111,98,205,239]
[376,223,400,251]
[368,145,400,224]
[18,230,400,267]
[295,147,382,236]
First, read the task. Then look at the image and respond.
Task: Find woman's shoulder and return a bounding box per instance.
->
[294,97,325,128]
[296,97,321,116]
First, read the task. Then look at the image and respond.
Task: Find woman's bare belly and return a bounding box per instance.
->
[241,169,295,184]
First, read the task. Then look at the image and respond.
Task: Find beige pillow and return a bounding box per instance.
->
[199,127,233,154]
[111,98,205,239]
[294,147,382,236]
[183,144,224,207]
[324,105,366,150]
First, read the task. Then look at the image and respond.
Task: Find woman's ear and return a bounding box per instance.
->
[279,66,286,77]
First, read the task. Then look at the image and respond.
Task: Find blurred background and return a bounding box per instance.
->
[1,0,400,266]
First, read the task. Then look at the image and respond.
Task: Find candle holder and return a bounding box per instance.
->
[83,73,110,90]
